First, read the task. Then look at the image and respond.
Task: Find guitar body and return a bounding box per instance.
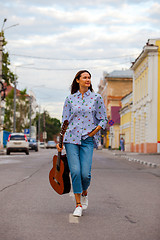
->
[49,154,71,195]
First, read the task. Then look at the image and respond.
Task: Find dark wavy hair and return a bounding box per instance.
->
[71,70,93,94]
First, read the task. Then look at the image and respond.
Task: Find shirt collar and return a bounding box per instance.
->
[77,89,91,96]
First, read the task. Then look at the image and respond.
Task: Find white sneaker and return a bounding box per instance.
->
[81,195,88,210]
[73,206,83,217]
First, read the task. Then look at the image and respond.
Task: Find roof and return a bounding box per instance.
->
[131,39,160,69]
[3,83,29,98]
[104,69,133,79]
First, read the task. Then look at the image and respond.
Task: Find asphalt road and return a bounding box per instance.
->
[0,149,160,240]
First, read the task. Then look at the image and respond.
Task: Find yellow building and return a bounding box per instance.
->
[119,92,133,151]
[131,39,160,153]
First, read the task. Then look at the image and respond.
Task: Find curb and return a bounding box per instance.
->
[113,152,160,168]
[124,155,159,168]
[0,150,6,155]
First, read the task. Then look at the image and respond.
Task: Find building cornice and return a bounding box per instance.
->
[106,77,132,82]
[131,45,158,70]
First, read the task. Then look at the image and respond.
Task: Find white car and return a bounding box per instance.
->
[6,133,29,155]
[39,142,46,149]
[46,141,56,149]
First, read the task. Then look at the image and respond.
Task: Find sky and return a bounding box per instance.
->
[0,0,160,121]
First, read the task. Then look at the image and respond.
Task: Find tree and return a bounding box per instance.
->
[0,31,17,85]
[3,89,14,131]
[34,111,61,141]
[4,88,30,132]
[16,89,30,132]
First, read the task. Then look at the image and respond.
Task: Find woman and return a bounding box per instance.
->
[120,137,125,151]
[57,70,108,217]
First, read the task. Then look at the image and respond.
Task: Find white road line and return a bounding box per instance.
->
[69,214,79,224]
[0,159,21,164]
[68,191,80,223]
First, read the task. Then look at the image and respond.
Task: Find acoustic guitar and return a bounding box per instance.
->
[49,120,71,195]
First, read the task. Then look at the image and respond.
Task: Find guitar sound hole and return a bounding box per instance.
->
[53,177,60,185]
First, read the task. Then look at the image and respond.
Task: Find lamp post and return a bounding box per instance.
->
[3,23,19,31]
[38,105,41,143]
[13,75,17,132]
[0,36,3,148]
[0,19,7,149]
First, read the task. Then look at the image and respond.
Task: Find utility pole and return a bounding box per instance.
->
[29,95,32,138]
[0,36,3,148]
[13,78,17,132]
[38,105,40,142]
[43,110,47,146]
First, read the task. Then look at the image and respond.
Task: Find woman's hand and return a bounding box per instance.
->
[88,126,102,137]
[88,131,95,137]
[56,143,63,152]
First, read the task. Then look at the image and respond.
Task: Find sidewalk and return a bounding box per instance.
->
[102,148,160,168]
[0,148,5,155]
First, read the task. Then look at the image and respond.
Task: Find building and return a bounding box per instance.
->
[131,39,160,153]
[2,84,38,140]
[119,92,133,151]
[28,90,38,138]
[98,69,133,148]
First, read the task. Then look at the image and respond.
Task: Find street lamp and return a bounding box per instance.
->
[3,24,19,31]
[1,18,7,32]
[1,18,19,32]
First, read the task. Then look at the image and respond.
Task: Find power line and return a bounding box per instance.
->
[10,53,137,61]
[17,60,131,71]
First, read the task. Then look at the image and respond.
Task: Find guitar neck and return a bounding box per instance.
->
[56,133,63,171]
[59,133,63,148]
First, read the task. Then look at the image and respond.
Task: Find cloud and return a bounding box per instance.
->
[1,0,160,120]
[147,2,160,26]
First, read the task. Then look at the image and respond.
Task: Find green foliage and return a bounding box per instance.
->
[16,89,30,132]
[34,111,61,141]
[3,88,30,132]
[1,32,61,138]
[3,89,14,131]
[0,31,17,85]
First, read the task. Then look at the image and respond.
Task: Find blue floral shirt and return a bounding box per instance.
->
[62,90,108,148]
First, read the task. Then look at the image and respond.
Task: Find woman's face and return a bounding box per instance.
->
[76,72,91,88]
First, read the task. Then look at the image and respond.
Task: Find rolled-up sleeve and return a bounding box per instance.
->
[95,94,108,129]
[62,97,71,123]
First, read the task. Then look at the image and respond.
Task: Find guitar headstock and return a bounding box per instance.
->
[60,120,69,136]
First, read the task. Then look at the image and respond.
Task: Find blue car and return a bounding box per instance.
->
[28,138,38,152]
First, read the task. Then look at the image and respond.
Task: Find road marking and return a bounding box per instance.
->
[0,159,21,164]
[23,176,30,180]
[69,191,74,198]
[69,214,79,224]
[0,155,26,159]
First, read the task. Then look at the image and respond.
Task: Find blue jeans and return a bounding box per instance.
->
[64,137,94,194]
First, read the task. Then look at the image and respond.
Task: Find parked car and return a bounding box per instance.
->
[46,140,56,149]
[6,133,29,155]
[39,142,46,149]
[27,138,38,152]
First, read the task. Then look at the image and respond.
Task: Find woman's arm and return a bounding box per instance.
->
[88,125,102,137]
[95,94,108,129]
